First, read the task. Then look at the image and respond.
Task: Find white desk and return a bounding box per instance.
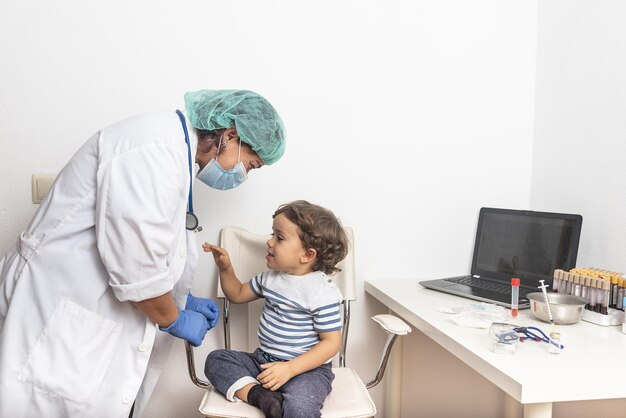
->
[365,279,626,418]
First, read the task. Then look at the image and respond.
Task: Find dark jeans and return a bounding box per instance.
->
[205,348,334,418]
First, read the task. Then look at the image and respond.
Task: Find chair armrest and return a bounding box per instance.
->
[371,314,412,335]
[364,314,412,389]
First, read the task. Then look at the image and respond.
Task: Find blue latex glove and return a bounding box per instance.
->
[185,293,220,329]
[159,310,209,347]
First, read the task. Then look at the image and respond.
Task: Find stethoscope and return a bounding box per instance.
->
[497,325,565,350]
[176,110,202,232]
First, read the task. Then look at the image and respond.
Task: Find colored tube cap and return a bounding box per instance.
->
[511,278,520,286]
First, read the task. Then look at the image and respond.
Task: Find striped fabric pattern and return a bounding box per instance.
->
[249,270,343,360]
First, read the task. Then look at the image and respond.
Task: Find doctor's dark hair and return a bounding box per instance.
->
[273,200,349,275]
[196,128,227,147]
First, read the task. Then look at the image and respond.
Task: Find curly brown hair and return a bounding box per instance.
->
[273,200,349,275]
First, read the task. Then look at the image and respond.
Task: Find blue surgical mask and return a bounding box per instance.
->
[196,136,248,190]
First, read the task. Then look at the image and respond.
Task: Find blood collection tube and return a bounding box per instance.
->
[595,278,603,313]
[623,298,626,334]
[565,272,573,294]
[553,270,561,292]
[610,276,618,308]
[511,277,520,318]
[573,275,582,297]
[561,271,569,294]
[588,277,597,312]
[601,279,610,315]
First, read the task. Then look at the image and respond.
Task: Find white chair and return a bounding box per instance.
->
[185,226,411,418]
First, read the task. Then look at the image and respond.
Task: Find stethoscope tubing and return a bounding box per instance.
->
[176,110,200,232]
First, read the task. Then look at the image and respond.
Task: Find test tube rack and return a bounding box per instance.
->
[582,308,624,326]
[553,268,625,327]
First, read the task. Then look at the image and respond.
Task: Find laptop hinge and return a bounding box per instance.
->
[472,274,480,278]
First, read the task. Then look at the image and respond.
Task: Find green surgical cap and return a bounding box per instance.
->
[184,89,286,165]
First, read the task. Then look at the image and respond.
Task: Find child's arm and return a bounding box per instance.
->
[256,330,341,391]
[202,243,258,304]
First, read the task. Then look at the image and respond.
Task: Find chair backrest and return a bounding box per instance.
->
[218,226,356,300]
[217,226,356,364]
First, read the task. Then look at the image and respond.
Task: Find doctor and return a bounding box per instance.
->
[0,89,286,417]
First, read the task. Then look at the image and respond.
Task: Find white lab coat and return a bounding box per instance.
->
[0,111,199,417]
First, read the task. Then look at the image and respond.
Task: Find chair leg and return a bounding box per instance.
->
[365,334,398,388]
[384,335,404,418]
[185,341,210,389]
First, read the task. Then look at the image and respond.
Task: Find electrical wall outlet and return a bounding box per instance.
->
[32,173,57,204]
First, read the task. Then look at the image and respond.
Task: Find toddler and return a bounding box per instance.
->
[203,200,349,418]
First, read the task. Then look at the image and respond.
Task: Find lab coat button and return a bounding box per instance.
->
[122,396,131,404]
[138,343,148,352]
[179,248,186,258]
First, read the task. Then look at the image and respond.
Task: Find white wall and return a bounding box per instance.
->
[532,2,626,416]
[0,1,537,417]
[533,0,626,268]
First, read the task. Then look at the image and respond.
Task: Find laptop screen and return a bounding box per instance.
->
[471,208,583,287]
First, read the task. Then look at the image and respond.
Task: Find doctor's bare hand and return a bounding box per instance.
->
[202,243,233,271]
[257,362,295,391]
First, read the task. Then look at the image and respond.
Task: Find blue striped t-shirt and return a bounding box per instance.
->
[249,270,343,361]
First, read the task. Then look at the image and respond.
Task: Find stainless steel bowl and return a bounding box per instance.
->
[526,292,588,325]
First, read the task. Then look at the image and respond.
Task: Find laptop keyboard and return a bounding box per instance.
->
[444,275,512,295]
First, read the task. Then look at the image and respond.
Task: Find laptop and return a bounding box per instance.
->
[419,207,583,309]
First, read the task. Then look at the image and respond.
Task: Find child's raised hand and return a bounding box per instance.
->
[202,243,232,271]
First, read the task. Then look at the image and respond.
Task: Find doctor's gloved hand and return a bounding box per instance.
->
[185,293,220,329]
[158,309,209,347]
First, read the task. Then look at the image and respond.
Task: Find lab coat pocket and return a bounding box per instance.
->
[20,298,122,405]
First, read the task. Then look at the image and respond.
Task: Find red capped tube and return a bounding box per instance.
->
[511,278,520,318]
